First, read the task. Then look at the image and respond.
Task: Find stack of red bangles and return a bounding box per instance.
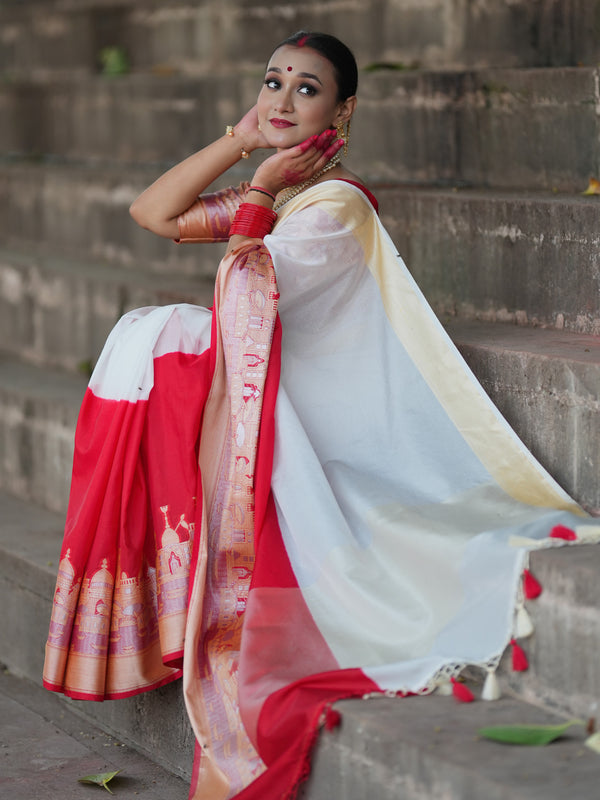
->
[229,187,278,239]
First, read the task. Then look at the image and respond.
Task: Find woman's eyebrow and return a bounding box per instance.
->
[297,72,323,85]
[266,66,323,86]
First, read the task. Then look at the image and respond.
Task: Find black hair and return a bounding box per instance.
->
[270,31,358,102]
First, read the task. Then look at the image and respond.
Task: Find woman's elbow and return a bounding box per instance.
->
[129,197,150,228]
[129,199,177,239]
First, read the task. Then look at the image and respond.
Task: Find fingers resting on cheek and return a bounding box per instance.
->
[297,128,339,154]
[322,138,345,161]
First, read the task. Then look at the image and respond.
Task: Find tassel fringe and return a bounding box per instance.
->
[523,568,542,599]
[482,669,501,701]
[323,708,342,731]
[451,677,475,703]
[549,524,577,541]
[515,604,535,638]
[510,639,529,671]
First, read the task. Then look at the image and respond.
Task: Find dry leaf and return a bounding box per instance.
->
[78,770,122,793]
[582,177,600,195]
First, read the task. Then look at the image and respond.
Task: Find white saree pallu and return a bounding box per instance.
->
[44,180,598,800]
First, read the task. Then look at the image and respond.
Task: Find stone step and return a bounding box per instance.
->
[502,542,600,721]
[0,354,85,514]
[2,66,599,191]
[447,320,600,515]
[1,0,599,79]
[0,315,596,521]
[1,487,599,797]
[0,490,195,779]
[301,690,600,800]
[0,245,214,372]
[380,187,600,335]
[0,161,226,279]
[2,162,598,332]
[0,669,189,797]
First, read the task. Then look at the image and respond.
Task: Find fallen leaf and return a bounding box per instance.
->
[78,770,122,793]
[478,719,584,745]
[582,177,600,195]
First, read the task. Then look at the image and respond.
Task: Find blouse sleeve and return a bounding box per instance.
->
[175,183,250,243]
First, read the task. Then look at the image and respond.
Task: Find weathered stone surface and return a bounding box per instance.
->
[2,166,599,334]
[0,492,64,673]
[0,162,230,278]
[353,67,600,191]
[0,356,84,512]
[0,491,195,780]
[2,0,600,78]
[380,187,600,334]
[501,543,600,719]
[0,246,212,370]
[0,670,190,798]
[2,486,599,791]
[447,320,600,514]
[2,66,600,191]
[300,693,598,800]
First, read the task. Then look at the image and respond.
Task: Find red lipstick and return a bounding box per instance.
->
[270,118,296,128]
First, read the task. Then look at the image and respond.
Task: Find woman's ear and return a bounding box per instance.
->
[333,95,357,127]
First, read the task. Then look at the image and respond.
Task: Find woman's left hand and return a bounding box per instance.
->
[252,130,344,196]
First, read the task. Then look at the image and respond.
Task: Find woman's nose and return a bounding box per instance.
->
[274,90,294,113]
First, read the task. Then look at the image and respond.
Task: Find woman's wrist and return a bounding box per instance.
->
[250,170,281,198]
[224,125,252,160]
[248,185,276,201]
[246,185,276,208]
[229,202,277,239]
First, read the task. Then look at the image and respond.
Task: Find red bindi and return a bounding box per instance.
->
[287,66,293,71]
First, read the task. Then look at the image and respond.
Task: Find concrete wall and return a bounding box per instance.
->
[2,0,600,79]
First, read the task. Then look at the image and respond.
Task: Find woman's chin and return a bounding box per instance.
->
[265,127,306,150]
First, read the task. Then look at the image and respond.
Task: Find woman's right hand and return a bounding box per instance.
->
[233,105,272,154]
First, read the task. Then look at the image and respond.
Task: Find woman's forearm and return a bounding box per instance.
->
[129,132,252,239]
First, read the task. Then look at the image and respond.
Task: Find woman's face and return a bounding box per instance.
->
[257,45,345,150]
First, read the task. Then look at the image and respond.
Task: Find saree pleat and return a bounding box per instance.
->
[44,305,213,699]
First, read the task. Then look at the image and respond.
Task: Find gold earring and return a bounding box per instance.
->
[335,120,350,157]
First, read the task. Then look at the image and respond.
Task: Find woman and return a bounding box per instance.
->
[44,31,596,800]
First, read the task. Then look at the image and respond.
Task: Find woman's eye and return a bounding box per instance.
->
[265,78,280,90]
[298,84,317,96]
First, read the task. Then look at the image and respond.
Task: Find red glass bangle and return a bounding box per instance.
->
[248,185,276,202]
[229,202,278,239]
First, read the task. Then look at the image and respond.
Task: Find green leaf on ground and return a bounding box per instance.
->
[478,719,584,746]
[78,769,122,793]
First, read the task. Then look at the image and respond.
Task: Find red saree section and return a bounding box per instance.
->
[44,342,213,700]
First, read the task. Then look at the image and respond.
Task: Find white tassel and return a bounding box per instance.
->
[435,680,453,696]
[482,669,501,701]
[515,603,535,638]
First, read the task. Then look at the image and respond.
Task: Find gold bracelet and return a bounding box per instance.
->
[226,125,250,159]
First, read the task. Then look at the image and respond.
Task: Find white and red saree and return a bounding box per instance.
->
[44,181,597,799]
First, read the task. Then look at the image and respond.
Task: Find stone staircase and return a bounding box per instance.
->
[1,1,599,796]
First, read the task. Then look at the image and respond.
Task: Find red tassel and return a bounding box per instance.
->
[549,524,577,541]
[511,639,529,671]
[324,708,342,731]
[451,677,475,703]
[523,568,543,599]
